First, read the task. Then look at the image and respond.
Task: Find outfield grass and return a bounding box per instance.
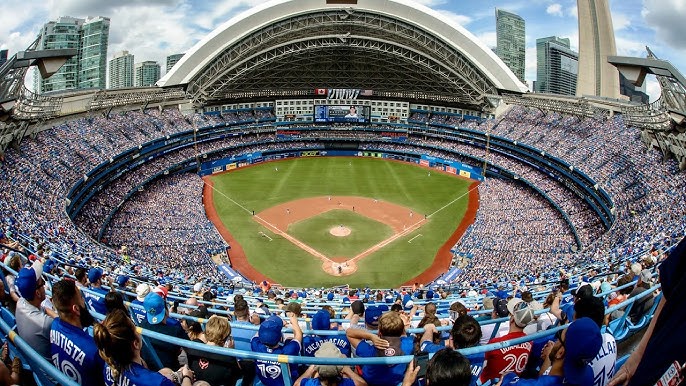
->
[287,209,393,257]
[210,157,472,287]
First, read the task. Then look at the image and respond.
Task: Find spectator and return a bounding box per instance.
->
[251,315,303,386]
[401,348,472,386]
[294,342,368,386]
[140,292,189,371]
[181,309,206,342]
[303,309,351,357]
[609,236,686,386]
[15,260,53,360]
[480,297,510,345]
[187,315,241,386]
[419,315,481,352]
[131,283,150,325]
[84,268,109,316]
[500,317,602,386]
[347,311,415,386]
[574,296,616,386]
[104,291,129,317]
[4,254,22,312]
[50,279,104,385]
[480,299,535,383]
[627,269,655,323]
[94,308,194,386]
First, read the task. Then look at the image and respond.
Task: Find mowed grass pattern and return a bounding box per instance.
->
[287,210,393,257]
[210,157,472,287]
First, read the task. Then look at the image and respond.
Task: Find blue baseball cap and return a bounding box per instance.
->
[116,275,130,287]
[563,317,602,385]
[312,310,331,330]
[365,306,382,327]
[88,268,103,284]
[16,261,44,300]
[258,316,284,346]
[327,292,334,301]
[143,293,166,325]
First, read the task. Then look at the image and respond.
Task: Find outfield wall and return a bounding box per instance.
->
[198,149,485,181]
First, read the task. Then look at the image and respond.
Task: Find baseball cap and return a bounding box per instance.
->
[571,283,593,299]
[482,297,494,310]
[88,267,103,284]
[493,298,509,318]
[193,282,203,292]
[153,285,168,299]
[630,263,642,276]
[563,317,602,385]
[507,299,534,328]
[365,306,382,327]
[116,275,130,288]
[258,315,284,346]
[312,310,331,330]
[315,342,345,378]
[143,293,167,325]
[351,300,365,316]
[327,292,334,301]
[639,269,653,284]
[16,261,44,300]
[136,283,151,302]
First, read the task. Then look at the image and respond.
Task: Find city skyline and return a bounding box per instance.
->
[1,0,684,100]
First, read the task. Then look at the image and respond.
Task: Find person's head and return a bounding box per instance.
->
[52,279,95,327]
[378,311,404,337]
[8,254,21,272]
[258,315,284,347]
[450,315,482,349]
[205,315,232,347]
[543,293,556,308]
[143,293,168,325]
[573,296,605,327]
[312,309,332,331]
[559,279,570,292]
[425,348,471,386]
[16,262,46,304]
[449,301,468,319]
[365,306,382,329]
[549,317,602,385]
[492,298,509,319]
[135,283,150,302]
[88,267,104,286]
[521,291,534,303]
[234,300,249,320]
[105,291,129,316]
[315,342,345,381]
[507,298,534,330]
[74,268,87,285]
[617,275,634,295]
[349,106,357,115]
[424,302,437,316]
[182,309,204,338]
[93,309,139,381]
[285,302,302,317]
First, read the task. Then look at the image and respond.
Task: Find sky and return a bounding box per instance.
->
[1,0,685,101]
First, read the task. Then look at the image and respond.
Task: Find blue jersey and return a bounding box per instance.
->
[302,378,355,386]
[302,335,351,357]
[50,318,105,385]
[501,373,564,386]
[251,337,301,386]
[104,362,175,386]
[130,300,146,325]
[355,337,414,386]
[83,287,108,316]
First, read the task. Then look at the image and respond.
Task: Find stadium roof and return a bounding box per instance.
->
[158,0,528,108]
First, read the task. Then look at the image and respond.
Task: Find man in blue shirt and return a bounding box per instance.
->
[83,268,109,316]
[251,315,303,386]
[347,311,414,386]
[302,309,351,357]
[50,279,104,386]
[500,317,602,386]
[131,283,150,325]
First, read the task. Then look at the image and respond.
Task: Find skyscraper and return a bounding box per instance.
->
[135,61,161,87]
[109,51,134,89]
[166,53,184,73]
[535,36,578,96]
[79,16,110,89]
[34,16,110,93]
[576,0,620,98]
[496,9,526,84]
[0,50,8,66]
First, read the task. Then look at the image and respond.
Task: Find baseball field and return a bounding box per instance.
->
[203,157,478,288]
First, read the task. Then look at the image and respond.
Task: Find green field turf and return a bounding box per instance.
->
[209,157,472,287]
[287,209,394,257]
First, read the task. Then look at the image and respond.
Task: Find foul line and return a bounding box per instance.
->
[259,231,273,241]
[408,234,423,243]
[427,183,480,218]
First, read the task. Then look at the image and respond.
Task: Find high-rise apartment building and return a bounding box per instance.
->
[535,36,578,96]
[34,16,110,93]
[166,53,184,73]
[109,51,134,89]
[496,9,526,83]
[135,61,161,87]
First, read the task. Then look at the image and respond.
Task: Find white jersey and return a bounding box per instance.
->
[479,322,509,345]
[590,331,617,386]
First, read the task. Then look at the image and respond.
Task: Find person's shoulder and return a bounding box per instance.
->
[355,340,374,356]
[283,339,301,354]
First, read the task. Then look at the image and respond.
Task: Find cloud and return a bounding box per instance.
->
[644,75,661,103]
[476,31,497,49]
[611,13,631,32]
[642,0,686,50]
[546,4,564,17]
[567,5,578,18]
[434,10,473,27]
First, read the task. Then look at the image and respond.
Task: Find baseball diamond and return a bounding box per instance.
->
[203,157,478,287]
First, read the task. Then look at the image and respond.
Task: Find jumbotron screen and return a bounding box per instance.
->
[314,105,370,123]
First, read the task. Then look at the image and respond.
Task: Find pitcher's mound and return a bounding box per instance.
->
[330,226,351,237]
